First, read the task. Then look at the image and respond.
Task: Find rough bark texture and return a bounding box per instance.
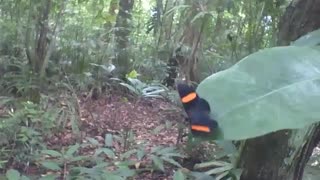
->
[35,0,51,73]
[177,0,205,83]
[103,0,118,43]
[278,0,320,46]
[239,0,320,180]
[239,130,292,180]
[114,0,134,78]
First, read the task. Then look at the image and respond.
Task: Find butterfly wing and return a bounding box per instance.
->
[177,83,219,136]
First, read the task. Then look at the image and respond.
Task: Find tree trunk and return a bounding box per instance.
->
[103,0,118,43]
[178,0,206,83]
[114,0,134,78]
[239,0,320,180]
[35,0,51,73]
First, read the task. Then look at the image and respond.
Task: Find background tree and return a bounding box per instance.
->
[238,0,320,179]
[114,0,135,78]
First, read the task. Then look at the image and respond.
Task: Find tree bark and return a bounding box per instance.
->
[239,0,320,180]
[35,0,51,73]
[178,0,206,83]
[278,0,320,46]
[114,0,134,78]
[103,0,118,43]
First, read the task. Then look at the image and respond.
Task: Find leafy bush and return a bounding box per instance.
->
[0,100,53,169]
[119,70,169,98]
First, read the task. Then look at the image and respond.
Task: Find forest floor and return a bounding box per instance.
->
[46,92,193,179]
[2,90,320,179]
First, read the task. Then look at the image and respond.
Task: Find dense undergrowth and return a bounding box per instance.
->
[0,62,240,180]
[0,0,284,179]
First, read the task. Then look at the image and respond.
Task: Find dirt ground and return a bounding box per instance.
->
[2,91,320,179]
[46,92,190,179]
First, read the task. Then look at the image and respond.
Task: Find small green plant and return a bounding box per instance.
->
[149,146,185,172]
[36,131,141,179]
[119,71,169,98]
[0,100,58,169]
[37,135,138,179]
[38,144,91,179]
[0,61,40,99]
[180,139,242,180]
[5,169,30,180]
[193,160,242,180]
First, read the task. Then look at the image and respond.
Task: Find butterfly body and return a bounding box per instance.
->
[177,84,218,135]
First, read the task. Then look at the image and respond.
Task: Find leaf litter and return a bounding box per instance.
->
[45,92,187,179]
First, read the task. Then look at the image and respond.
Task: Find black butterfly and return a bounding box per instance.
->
[177,84,218,135]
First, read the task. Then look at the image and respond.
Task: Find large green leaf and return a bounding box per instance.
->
[292,29,320,46]
[173,169,186,180]
[6,169,20,180]
[40,161,61,171]
[197,46,320,140]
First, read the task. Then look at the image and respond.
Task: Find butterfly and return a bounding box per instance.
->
[177,83,218,135]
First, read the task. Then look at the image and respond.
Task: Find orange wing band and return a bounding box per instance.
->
[181,92,197,103]
[191,125,210,132]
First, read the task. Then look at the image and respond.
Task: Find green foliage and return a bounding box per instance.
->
[198,46,320,140]
[37,143,135,179]
[0,0,297,178]
[176,139,241,180]
[0,61,38,97]
[119,74,169,98]
[0,100,56,166]
[150,146,185,171]
[126,69,140,79]
[292,28,320,46]
[30,131,186,179]
[6,169,30,180]
[194,160,240,179]
[173,169,186,180]
[0,92,81,172]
